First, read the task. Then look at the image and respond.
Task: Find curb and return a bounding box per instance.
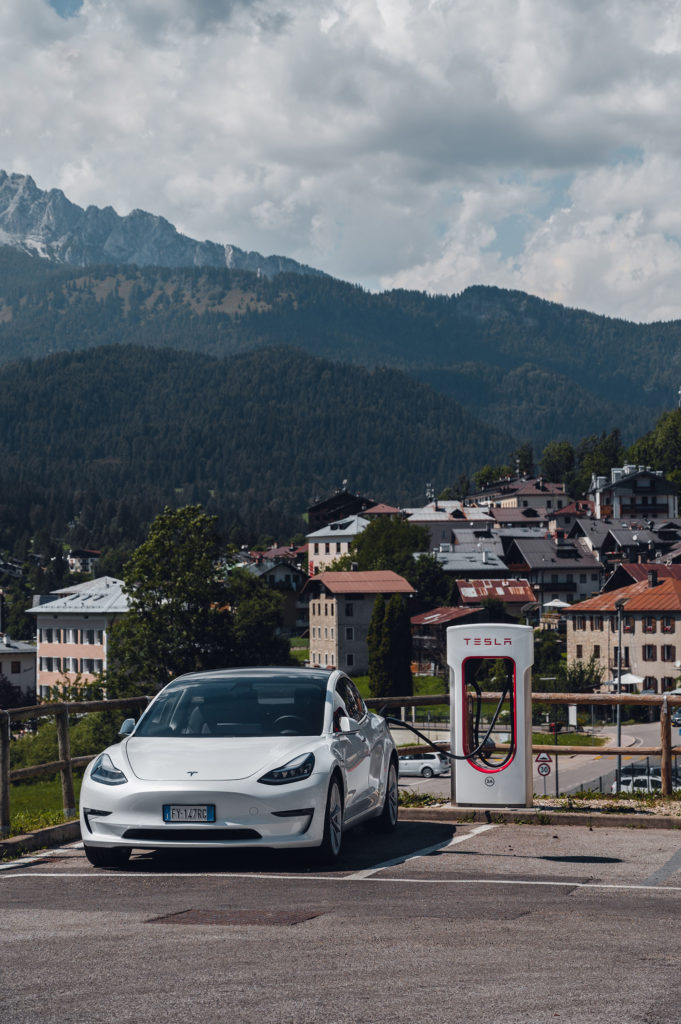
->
[0,821,80,859]
[399,805,681,829]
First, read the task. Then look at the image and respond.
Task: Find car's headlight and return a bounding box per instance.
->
[258,752,315,785]
[90,753,128,786]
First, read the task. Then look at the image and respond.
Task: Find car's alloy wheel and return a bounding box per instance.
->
[371,759,399,832]
[421,766,434,778]
[83,844,131,869]
[317,777,343,862]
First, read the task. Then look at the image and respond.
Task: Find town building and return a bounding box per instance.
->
[587,465,678,521]
[497,478,569,511]
[307,490,376,532]
[452,578,536,618]
[504,536,604,607]
[240,558,309,633]
[562,570,681,694]
[304,570,414,674]
[0,634,36,702]
[67,549,101,574]
[306,515,369,575]
[410,605,485,674]
[27,577,129,697]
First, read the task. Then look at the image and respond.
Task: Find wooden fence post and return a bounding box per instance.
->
[661,694,672,797]
[55,706,76,819]
[0,710,10,837]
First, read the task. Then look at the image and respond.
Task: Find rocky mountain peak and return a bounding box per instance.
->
[0,171,325,279]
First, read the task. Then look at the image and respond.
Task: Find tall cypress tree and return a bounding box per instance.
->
[368,592,413,699]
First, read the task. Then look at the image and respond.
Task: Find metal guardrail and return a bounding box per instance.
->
[2,690,681,836]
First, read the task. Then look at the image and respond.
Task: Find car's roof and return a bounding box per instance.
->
[168,666,334,686]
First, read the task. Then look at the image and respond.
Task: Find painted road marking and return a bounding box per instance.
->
[345,823,497,880]
[2,872,681,893]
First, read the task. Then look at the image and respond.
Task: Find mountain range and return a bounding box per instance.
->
[0,171,324,278]
[0,170,680,455]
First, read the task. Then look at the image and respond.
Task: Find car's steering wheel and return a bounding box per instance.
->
[273,714,308,735]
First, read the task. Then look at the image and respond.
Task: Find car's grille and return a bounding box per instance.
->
[122,828,262,842]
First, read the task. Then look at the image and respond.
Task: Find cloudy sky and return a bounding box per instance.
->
[3,1,681,322]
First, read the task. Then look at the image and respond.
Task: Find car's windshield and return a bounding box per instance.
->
[134,673,329,738]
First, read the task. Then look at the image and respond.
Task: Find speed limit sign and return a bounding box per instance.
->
[537,762,551,777]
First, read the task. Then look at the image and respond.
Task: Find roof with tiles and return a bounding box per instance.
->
[552,500,595,518]
[563,576,681,614]
[411,606,483,626]
[455,579,536,605]
[307,570,415,595]
[506,537,601,569]
[363,503,402,516]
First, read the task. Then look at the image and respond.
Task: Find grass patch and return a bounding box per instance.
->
[8,774,82,837]
[399,791,445,807]
[532,732,607,747]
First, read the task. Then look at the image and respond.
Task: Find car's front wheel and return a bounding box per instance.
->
[83,844,131,869]
[316,776,343,863]
[421,766,434,778]
[370,758,398,832]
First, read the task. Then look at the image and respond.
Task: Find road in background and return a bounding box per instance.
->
[397,721,679,798]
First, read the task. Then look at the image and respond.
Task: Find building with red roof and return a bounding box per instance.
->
[562,569,681,693]
[304,570,415,674]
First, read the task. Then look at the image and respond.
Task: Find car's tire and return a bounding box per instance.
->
[370,758,399,833]
[315,776,344,864]
[421,766,434,779]
[83,844,131,869]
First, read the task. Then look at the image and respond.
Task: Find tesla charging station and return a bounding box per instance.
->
[447,622,534,807]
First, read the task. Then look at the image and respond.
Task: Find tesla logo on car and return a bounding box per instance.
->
[187,770,198,776]
[463,638,513,646]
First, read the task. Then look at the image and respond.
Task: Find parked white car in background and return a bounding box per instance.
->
[80,667,398,868]
[398,750,449,778]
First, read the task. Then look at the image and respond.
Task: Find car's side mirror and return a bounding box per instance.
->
[119,718,136,737]
[339,716,359,734]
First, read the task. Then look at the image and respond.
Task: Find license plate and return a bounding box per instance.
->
[163,804,216,823]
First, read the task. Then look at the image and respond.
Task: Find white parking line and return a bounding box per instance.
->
[0,840,83,872]
[2,871,681,893]
[344,824,497,880]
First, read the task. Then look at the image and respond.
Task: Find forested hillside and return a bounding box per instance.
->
[0,344,509,555]
[0,249,677,445]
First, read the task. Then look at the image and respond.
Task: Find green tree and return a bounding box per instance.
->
[367,594,390,700]
[539,441,575,483]
[511,442,534,477]
[226,567,291,666]
[627,409,681,486]
[409,553,453,613]
[350,517,429,577]
[107,505,232,694]
[557,654,603,693]
[367,593,413,699]
[473,464,510,491]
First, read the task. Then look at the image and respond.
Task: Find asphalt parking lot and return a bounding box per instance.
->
[3,819,681,1024]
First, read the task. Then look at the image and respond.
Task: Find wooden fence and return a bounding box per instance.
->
[2,690,681,836]
[0,696,149,837]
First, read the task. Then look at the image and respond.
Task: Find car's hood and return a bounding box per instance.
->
[123,736,318,782]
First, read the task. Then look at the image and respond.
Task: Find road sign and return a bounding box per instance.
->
[535,752,552,763]
[537,762,551,777]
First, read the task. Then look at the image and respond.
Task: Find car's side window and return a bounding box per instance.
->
[337,678,364,722]
[333,687,350,732]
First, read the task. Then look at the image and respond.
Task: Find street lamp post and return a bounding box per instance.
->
[615,597,626,793]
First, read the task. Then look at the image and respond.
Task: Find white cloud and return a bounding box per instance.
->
[2,0,681,319]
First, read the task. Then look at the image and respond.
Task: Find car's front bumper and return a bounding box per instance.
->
[80,772,329,850]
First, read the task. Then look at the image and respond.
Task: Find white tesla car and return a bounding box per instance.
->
[80,667,398,868]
